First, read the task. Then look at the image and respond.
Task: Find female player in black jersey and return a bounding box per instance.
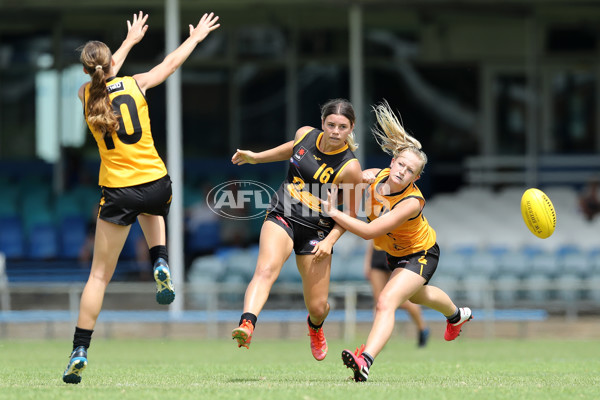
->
[322,101,472,382]
[62,11,220,384]
[365,241,429,348]
[231,99,363,361]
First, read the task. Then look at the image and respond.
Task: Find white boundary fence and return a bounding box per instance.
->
[2,280,596,340]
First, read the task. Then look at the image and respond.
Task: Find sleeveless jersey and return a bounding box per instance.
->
[366,168,436,257]
[84,76,167,188]
[269,128,358,229]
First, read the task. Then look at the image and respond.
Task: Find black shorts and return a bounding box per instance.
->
[371,249,391,272]
[265,211,331,255]
[386,243,440,284]
[98,175,172,226]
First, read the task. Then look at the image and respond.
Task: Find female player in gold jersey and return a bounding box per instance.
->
[322,101,472,382]
[62,11,220,384]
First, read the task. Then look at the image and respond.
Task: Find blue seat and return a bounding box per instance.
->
[186,221,222,254]
[27,222,59,259]
[59,215,88,259]
[55,192,84,222]
[0,216,25,259]
[121,221,144,260]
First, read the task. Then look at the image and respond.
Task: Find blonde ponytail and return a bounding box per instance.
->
[372,100,427,175]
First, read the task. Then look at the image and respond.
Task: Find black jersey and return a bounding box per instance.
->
[269,128,358,230]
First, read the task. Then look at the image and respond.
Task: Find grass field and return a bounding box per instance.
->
[1,337,599,400]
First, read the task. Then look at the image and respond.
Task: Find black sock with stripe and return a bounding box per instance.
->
[445,307,461,324]
[361,351,374,368]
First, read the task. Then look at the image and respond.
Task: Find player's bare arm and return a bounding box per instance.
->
[232,141,294,165]
[134,12,220,93]
[322,185,421,240]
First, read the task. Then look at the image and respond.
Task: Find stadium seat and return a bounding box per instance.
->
[0,216,25,259]
[585,276,600,302]
[331,254,365,282]
[278,254,300,283]
[223,247,257,283]
[187,255,226,307]
[54,191,84,222]
[121,221,144,260]
[27,222,59,259]
[494,273,521,304]
[186,221,222,255]
[437,250,470,279]
[463,273,490,306]
[58,215,87,259]
[530,252,560,277]
[429,275,459,301]
[466,250,497,278]
[556,274,582,302]
[522,273,551,303]
[497,250,530,278]
[0,186,19,218]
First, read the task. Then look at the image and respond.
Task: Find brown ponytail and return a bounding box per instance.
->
[79,41,119,136]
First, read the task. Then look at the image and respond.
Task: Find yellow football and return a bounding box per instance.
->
[520,188,556,239]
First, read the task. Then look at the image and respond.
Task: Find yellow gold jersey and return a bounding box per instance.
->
[366,168,436,257]
[84,76,167,188]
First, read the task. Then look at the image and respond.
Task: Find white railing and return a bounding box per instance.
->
[464,155,600,186]
[2,280,597,340]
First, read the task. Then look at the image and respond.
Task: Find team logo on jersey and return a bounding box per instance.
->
[107,81,124,94]
[317,231,325,240]
[310,239,320,247]
[293,146,308,161]
[317,219,331,228]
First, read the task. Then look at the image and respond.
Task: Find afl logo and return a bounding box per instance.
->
[207,180,277,220]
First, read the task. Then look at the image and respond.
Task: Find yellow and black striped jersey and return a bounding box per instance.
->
[366,168,436,257]
[84,76,167,188]
[269,128,358,229]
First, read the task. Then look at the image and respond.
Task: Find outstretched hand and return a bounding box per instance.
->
[125,11,149,45]
[189,12,221,43]
[232,149,258,165]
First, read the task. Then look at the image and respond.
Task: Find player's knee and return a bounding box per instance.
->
[375,295,397,315]
[252,262,281,283]
[306,301,328,319]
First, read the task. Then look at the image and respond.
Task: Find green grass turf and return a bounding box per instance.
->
[0,338,598,400]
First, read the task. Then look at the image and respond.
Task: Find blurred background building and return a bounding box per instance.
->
[1,0,599,333]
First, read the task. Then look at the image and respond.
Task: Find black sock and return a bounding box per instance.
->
[362,351,374,368]
[445,307,461,324]
[239,312,257,328]
[307,315,323,330]
[150,245,168,266]
[73,326,94,350]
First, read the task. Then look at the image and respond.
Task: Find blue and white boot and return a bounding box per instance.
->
[62,346,87,384]
[154,257,175,305]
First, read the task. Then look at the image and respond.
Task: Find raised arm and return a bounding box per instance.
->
[231,125,313,165]
[133,12,220,93]
[112,11,149,76]
[232,141,294,165]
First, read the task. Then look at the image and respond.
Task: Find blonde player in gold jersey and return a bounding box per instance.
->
[321,101,472,382]
[62,11,220,384]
